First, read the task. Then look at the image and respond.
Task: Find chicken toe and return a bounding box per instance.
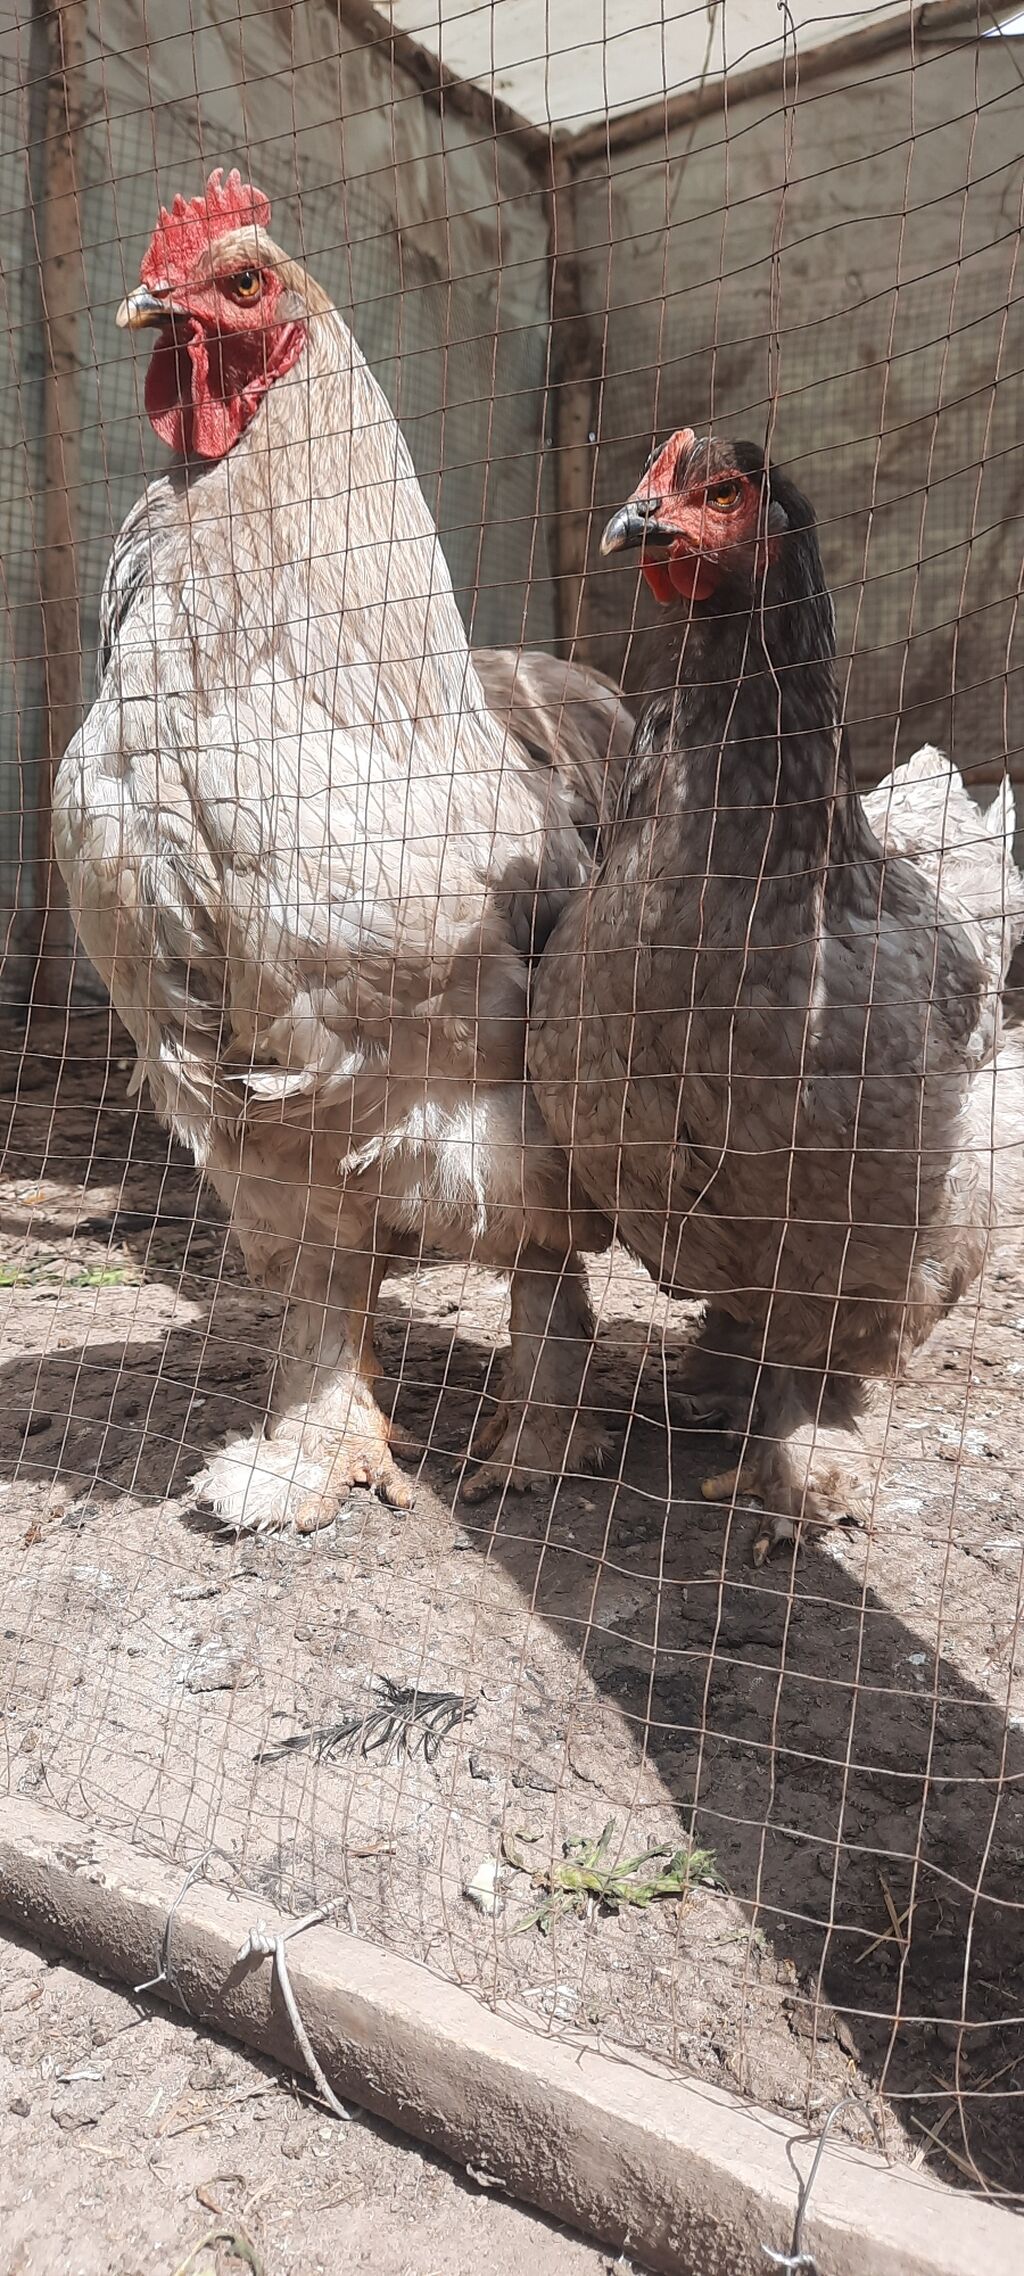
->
[671,1390,740,1432]
[751,1462,868,1566]
[669,1314,763,1435]
[699,1442,868,1564]
[303,1431,414,1526]
[462,1407,611,1502]
[701,1460,759,1503]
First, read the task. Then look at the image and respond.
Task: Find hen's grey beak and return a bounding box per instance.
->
[600,500,671,556]
[116,285,185,331]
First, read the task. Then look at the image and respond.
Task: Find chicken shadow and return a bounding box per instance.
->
[382,1316,1024,2202]
[1,1015,1022,2198]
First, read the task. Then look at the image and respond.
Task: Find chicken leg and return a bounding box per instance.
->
[698,1361,869,1563]
[190,1235,412,1534]
[463,1246,609,1500]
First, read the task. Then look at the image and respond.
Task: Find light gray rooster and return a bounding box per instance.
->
[529,425,1024,1560]
[54,169,632,1532]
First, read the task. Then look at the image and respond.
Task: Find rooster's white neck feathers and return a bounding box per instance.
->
[105,287,490,772]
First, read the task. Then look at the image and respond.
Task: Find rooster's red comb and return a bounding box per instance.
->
[140,167,272,285]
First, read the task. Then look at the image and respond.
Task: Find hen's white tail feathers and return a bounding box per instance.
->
[984,769,1018,845]
[868,744,1017,859]
[966,1023,1024,1243]
[864,745,1024,992]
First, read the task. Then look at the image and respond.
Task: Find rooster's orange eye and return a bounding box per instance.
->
[704,480,743,511]
[226,268,262,302]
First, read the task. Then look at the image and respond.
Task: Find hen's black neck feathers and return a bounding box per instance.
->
[622,472,872,874]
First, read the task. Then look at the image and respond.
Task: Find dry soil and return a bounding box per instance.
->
[1,1010,1022,2257]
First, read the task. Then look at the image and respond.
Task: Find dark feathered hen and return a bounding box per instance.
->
[529,427,1024,1559]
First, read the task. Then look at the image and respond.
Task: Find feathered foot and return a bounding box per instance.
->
[191,1415,413,1536]
[190,1242,416,1535]
[462,1400,610,1501]
[701,1451,868,1566]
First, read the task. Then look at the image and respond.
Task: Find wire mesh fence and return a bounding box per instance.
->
[1,0,1023,2226]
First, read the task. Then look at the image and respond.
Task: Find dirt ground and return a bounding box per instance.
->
[1,1009,1023,2236]
[0,1923,623,2276]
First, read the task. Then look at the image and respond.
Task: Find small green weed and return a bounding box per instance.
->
[503,1819,718,1935]
[65,1265,132,1288]
[0,1261,133,1290]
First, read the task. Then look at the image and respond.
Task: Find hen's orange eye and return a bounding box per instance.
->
[226,268,262,302]
[704,480,743,511]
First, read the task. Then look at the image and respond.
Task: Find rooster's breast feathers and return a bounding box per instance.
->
[57,290,627,1156]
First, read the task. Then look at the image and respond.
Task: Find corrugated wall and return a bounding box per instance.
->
[564,26,1024,787]
[0,0,556,985]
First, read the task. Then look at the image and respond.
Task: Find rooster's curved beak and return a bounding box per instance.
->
[600,500,676,557]
[116,284,187,330]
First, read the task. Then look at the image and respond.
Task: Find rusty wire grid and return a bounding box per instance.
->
[0,0,1022,2226]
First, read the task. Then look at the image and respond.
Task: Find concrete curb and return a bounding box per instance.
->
[0,1797,1018,2275]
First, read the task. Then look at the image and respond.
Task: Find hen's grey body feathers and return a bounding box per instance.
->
[529,460,1023,1553]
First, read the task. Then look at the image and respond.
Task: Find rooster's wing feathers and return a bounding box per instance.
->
[474,649,634,849]
[62,626,630,1142]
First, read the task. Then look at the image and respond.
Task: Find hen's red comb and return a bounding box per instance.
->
[140,167,272,286]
